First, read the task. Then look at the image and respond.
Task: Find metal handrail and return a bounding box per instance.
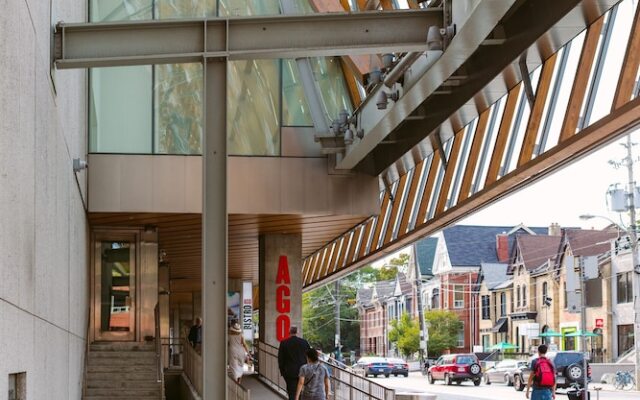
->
[183,341,203,395]
[257,341,395,400]
[154,303,165,399]
[227,376,252,400]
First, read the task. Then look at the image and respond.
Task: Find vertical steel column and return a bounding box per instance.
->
[202,58,228,400]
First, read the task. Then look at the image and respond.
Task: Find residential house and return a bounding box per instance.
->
[357,273,417,356]
[554,229,616,361]
[477,263,512,351]
[610,236,637,360]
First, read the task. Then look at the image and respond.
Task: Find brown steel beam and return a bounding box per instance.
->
[517,53,558,167]
[559,17,605,142]
[435,131,464,214]
[457,110,490,203]
[397,161,425,236]
[383,173,409,244]
[415,152,441,225]
[485,84,521,185]
[612,5,640,110]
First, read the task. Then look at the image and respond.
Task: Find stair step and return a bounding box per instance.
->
[90,342,155,352]
[86,379,161,389]
[87,372,157,381]
[89,351,156,358]
[87,365,157,373]
[84,396,161,400]
[88,357,156,366]
[84,388,161,397]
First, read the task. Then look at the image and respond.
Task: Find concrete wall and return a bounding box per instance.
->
[0,1,88,399]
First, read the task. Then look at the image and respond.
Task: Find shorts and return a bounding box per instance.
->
[531,388,553,400]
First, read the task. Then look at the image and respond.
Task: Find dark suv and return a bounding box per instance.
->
[428,354,483,386]
[513,351,591,391]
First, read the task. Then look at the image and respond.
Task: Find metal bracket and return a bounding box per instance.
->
[519,53,535,107]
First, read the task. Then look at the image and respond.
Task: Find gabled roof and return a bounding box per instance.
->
[441,225,548,267]
[480,263,509,290]
[357,273,413,308]
[515,234,562,271]
[565,229,617,257]
[414,237,438,276]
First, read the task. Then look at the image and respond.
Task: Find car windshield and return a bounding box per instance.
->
[389,358,404,364]
[552,353,583,366]
[456,356,476,365]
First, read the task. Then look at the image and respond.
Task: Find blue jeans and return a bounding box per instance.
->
[531,388,553,400]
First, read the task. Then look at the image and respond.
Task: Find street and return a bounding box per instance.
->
[373,372,639,400]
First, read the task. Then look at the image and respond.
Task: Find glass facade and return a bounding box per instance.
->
[88,0,352,156]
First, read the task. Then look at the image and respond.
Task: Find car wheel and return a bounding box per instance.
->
[505,374,512,386]
[456,380,461,385]
[394,374,398,377]
[565,363,584,382]
[404,373,409,377]
[514,375,525,391]
[445,374,452,386]
[474,379,481,386]
[385,374,390,378]
[373,374,378,378]
[427,373,435,384]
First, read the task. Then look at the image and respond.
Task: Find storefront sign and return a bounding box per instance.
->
[242,281,253,342]
[275,255,291,341]
[595,318,604,328]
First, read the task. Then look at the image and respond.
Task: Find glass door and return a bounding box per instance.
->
[94,234,136,341]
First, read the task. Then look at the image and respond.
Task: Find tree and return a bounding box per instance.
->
[424,310,463,357]
[388,313,420,358]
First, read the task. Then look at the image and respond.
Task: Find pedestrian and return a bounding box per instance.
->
[295,348,330,400]
[526,344,556,400]
[188,317,202,353]
[228,322,249,383]
[278,326,311,400]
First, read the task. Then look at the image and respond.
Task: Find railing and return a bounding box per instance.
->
[183,341,203,395]
[257,341,395,400]
[227,376,251,400]
[154,304,166,399]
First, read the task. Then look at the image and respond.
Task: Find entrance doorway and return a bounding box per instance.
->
[93,232,137,341]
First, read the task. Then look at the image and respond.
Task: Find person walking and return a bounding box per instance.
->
[526,344,557,400]
[188,317,202,353]
[295,348,330,400]
[278,326,311,400]
[228,322,249,383]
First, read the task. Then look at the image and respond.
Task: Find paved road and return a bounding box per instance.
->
[372,372,639,400]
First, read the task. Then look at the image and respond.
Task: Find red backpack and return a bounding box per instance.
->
[534,357,555,387]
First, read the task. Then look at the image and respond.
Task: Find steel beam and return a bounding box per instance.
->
[53,10,443,69]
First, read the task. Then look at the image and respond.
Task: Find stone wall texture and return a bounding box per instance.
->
[0,0,88,398]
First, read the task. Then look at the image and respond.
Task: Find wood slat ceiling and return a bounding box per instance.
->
[88,213,366,291]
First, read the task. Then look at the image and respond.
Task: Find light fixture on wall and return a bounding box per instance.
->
[73,158,88,172]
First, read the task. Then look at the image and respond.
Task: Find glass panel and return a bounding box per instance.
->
[310,57,353,119]
[155,0,216,18]
[100,241,132,333]
[154,63,203,154]
[218,0,281,16]
[282,60,314,126]
[90,0,153,22]
[90,66,152,153]
[228,60,281,155]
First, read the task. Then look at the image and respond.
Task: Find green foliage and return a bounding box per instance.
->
[302,283,359,355]
[424,310,463,357]
[388,313,420,358]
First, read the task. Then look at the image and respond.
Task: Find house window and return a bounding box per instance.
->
[617,324,634,356]
[516,286,521,307]
[500,292,506,316]
[457,322,465,347]
[8,372,26,400]
[482,334,490,351]
[585,278,603,307]
[406,297,413,316]
[481,295,490,320]
[617,272,633,304]
[431,288,440,309]
[542,282,548,305]
[492,292,497,318]
[523,285,527,307]
[453,285,464,308]
[563,282,567,309]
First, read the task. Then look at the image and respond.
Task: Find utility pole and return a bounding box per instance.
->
[334,279,342,361]
[622,135,640,387]
[578,257,589,400]
[412,245,429,363]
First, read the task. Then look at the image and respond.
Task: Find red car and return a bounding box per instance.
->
[427,354,482,386]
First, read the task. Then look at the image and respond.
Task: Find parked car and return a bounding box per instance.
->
[513,351,592,391]
[387,358,409,377]
[427,354,482,386]
[353,357,392,378]
[483,359,529,385]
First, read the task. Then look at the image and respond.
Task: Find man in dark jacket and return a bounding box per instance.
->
[188,317,202,352]
[278,326,310,400]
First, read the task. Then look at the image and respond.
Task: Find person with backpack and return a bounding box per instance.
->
[526,344,557,400]
[295,348,330,400]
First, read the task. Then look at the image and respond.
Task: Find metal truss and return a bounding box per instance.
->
[302,2,640,290]
[54,9,442,69]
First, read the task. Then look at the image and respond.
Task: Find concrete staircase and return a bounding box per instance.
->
[84,342,163,400]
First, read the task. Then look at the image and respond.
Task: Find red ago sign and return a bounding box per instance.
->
[595,318,604,328]
[276,255,291,341]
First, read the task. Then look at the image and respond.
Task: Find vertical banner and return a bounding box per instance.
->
[227,292,241,326]
[242,281,254,342]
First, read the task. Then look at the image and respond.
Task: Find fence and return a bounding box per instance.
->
[183,342,203,395]
[256,341,396,400]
